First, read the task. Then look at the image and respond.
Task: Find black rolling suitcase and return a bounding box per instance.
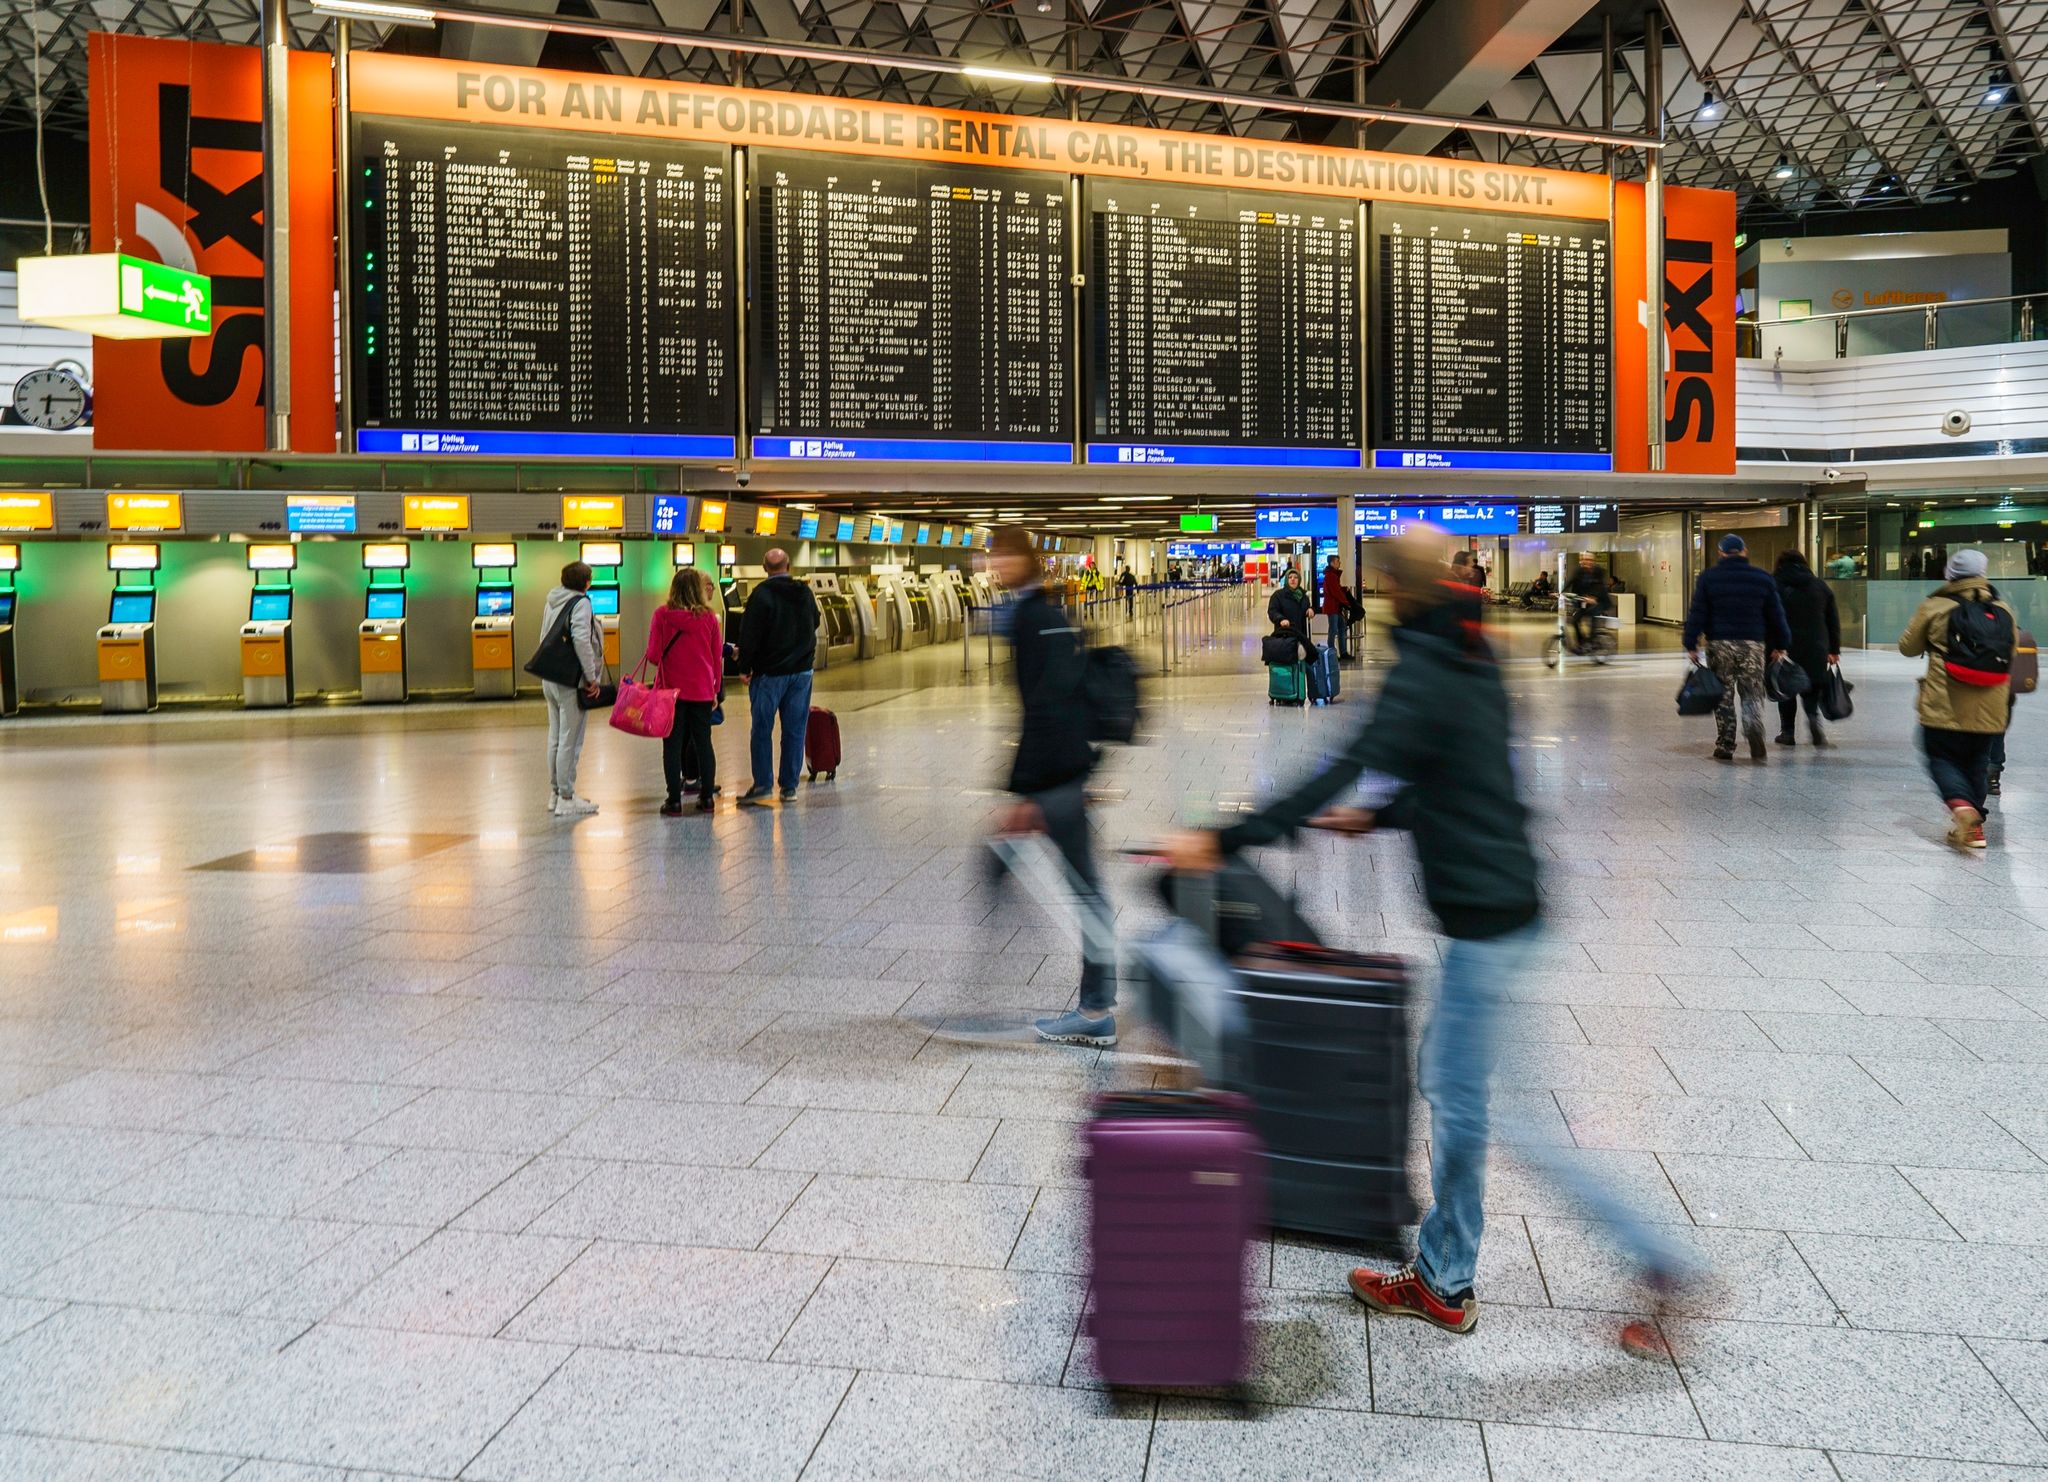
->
[1230,940,1416,1241]
[1306,643,1341,705]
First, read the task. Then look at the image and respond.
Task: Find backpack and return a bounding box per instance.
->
[1081,645,1142,744]
[1941,595,2016,687]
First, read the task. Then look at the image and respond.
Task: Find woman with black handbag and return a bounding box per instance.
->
[1772,550,1840,748]
[530,561,606,817]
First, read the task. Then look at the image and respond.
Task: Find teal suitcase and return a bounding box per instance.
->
[1267,663,1306,706]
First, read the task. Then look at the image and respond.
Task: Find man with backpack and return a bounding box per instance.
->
[986,526,1116,1046]
[1900,548,2015,850]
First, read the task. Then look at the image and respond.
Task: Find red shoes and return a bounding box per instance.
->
[1347,1264,1478,1334]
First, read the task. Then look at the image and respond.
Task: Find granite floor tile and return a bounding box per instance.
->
[1747,1012,1978,1059]
[0,1195,138,1285]
[774,1258,1087,1384]
[14,1208,353,1315]
[464,1347,851,1482]
[175,1323,569,1475]
[1794,1233,2048,1339]
[1369,1302,1703,1434]
[1899,1167,2048,1245]
[1770,1099,2046,1171]
[1567,1006,1775,1050]
[1557,1092,1807,1157]
[1481,1424,1836,1482]
[1825,1455,2048,1481]
[0,1433,245,1481]
[1672,1318,2048,1463]
[353,1086,601,1154]
[1657,977,1858,1015]
[748,1056,968,1114]
[761,1172,1035,1268]
[1657,1048,1891,1102]
[552,1096,796,1166]
[327,1228,588,1335]
[1483,1145,1697,1226]
[1273,1222,1551,1309]
[0,1070,230,1131]
[108,1135,392,1218]
[756,1107,998,1181]
[167,1078,425,1142]
[1660,1154,1957,1239]
[503,1241,828,1358]
[968,1116,1086,1187]
[0,1123,200,1201]
[301,1147,525,1227]
[526,1160,810,1247]
[1970,1336,2048,1432]
[0,1293,62,1342]
[1527,1218,1840,1325]
[1150,1401,1486,1481]
[242,1222,432,1322]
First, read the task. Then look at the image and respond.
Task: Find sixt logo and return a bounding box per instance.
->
[1664,237,1716,446]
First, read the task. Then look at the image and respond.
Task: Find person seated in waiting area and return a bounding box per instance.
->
[1523,570,1555,608]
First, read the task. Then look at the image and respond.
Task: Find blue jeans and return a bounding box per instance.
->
[1415,923,1688,1298]
[749,670,813,792]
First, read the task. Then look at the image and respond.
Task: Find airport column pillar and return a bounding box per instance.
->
[260,0,292,453]
[1336,493,1358,657]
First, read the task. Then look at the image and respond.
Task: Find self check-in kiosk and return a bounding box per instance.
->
[0,544,19,717]
[926,570,967,642]
[873,573,931,650]
[582,542,623,669]
[471,543,517,700]
[805,573,858,670]
[358,542,410,703]
[98,543,160,713]
[240,543,296,709]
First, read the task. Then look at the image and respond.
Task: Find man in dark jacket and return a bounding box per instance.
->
[1321,556,1353,660]
[1565,554,1611,653]
[1684,534,1791,762]
[986,528,1112,1046]
[737,548,821,803]
[1164,531,1690,1345]
[1772,550,1841,748]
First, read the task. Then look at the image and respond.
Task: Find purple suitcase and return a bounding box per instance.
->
[1084,1090,1265,1389]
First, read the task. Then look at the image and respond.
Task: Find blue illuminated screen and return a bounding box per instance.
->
[650,495,691,535]
[868,520,888,542]
[475,586,514,617]
[940,529,955,546]
[915,525,931,545]
[248,590,292,623]
[0,593,14,622]
[365,589,406,620]
[835,517,855,540]
[588,586,620,616]
[797,514,821,539]
[109,592,155,625]
[888,523,906,543]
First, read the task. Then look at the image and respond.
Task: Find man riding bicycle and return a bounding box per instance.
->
[1564,553,1611,653]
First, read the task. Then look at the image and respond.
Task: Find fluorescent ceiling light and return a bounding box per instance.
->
[1697,91,1723,122]
[1120,496,1173,502]
[962,65,1055,86]
[311,0,437,22]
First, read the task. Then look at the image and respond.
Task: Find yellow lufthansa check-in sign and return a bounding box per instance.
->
[0,493,54,532]
[107,492,183,532]
[403,495,470,532]
[560,495,625,531]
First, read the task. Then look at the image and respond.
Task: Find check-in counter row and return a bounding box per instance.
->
[0,538,985,714]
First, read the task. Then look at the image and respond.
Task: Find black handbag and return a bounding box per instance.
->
[576,679,617,711]
[1819,663,1855,721]
[524,595,592,687]
[1677,662,1725,716]
[1765,655,1812,701]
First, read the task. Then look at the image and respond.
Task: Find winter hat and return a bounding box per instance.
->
[1945,548,1989,581]
[1717,533,1746,555]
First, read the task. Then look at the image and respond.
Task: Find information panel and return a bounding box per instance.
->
[1087,181,1359,467]
[751,151,1071,462]
[351,118,737,458]
[1372,205,1611,472]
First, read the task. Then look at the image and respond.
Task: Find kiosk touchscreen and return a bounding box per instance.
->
[359,543,411,704]
[582,542,623,668]
[470,543,519,699]
[0,544,19,718]
[240,545,297,709]
[98,546,160,714]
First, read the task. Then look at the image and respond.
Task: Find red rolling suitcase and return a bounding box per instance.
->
[804,706,841,781]
[1085,1090,1264,1390]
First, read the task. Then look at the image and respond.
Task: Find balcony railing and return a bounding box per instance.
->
[1738,292,2043,360]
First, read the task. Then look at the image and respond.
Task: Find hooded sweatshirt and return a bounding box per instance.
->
[1899,577,2016,733]
[539,585,604,686]
[1221,583,1541,940]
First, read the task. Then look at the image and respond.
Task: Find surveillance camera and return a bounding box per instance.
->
[735,470,752,488]
[1942,409,1972,437]
[1823,467,1843,482]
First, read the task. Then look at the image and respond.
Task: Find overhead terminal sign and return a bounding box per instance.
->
[286,495,358,533]
[0,493,55,532]
[106,493,183,532]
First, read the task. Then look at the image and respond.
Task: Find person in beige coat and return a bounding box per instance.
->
[1899,548,2016,850]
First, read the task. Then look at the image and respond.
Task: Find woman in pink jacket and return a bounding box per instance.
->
[645,566,726,816]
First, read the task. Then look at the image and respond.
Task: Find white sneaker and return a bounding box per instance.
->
[557,796,599,818]
[547,795,561,816]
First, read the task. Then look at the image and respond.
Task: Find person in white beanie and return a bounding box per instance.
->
[1899,548,2017,850]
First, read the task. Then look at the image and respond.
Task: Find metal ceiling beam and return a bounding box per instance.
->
[1356,0,1598,154]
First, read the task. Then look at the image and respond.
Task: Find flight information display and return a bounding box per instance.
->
[1372,205,1611,471]
[351,118,737,457]
[1086,180,1359,467]
[751,152,1071,462]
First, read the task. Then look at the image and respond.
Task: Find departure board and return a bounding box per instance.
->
[1371,205,1611,471]
[351,118,736,457]
[751,152,1071,462]
[1086,181,1359,467]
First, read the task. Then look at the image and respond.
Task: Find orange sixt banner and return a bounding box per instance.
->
[1613,183,1738,476]
[88,33,336,453]
[349,52,1612,220]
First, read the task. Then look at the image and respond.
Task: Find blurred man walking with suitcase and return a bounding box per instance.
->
[1165,529,1694,1349]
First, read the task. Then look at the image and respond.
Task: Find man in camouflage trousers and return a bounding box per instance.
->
[1683,534,1791,763]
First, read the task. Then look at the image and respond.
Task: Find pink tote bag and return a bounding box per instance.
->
[609,634,680,739]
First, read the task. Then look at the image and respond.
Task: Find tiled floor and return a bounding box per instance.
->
[2,604,2047,1479]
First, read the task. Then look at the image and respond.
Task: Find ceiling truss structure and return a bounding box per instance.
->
[4,0,2043,220]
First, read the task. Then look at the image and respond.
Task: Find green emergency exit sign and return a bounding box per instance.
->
[1180,513,1219,533]
[16,252,212,339]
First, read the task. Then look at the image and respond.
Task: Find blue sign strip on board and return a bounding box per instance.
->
[1086,444,1363,468]
[751,436,1073,463]
[356,429,737,458]
[1371,449,1614,472]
